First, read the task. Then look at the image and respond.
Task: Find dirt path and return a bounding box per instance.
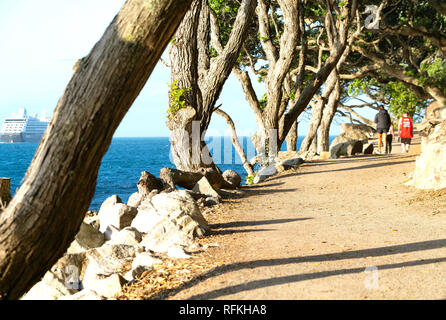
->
[121,135,446,300]
[155,135,446,300]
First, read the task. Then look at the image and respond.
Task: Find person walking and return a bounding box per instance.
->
[398,112,414,153]
[386,123,395,154]
[374,106,392,154]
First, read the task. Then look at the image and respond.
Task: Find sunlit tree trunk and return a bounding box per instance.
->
[0,0,192,300]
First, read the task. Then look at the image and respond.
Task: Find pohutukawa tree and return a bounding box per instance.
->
[0,0,193,300]
[234,0,359,165]
[167,0,257,174]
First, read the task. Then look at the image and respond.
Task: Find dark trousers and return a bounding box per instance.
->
[386,134,393,153]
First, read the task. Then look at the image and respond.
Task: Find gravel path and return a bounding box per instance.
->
[165,136,446,300]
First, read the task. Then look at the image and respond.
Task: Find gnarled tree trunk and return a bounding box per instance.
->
[0,0,192,300]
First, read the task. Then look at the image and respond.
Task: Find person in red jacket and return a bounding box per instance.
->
[398,112,414,153]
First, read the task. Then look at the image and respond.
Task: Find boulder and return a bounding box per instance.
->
[127,192,143,208]
[222,169,241,188]
[131,252,162,270]
[99,202,138,233]
[82,273,126,299]
[21,271,74,300]
[137,171,164,196]
[107,227,142,246]
[363,142,374,155]
[67,222,105,254]
[131,207,164,234]
[253,164,278,184]
[133,190,207,253]
[151,190,207,227]
[330,140,363,159]
[192,176,221,199]
[407,119,446,190]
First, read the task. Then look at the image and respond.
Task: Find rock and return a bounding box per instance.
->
[83,214,100,231]
[103,224,121,241]
[99,203,138,233]
[151,190,208,227]
[253,164,278,183]
[107,227,142,246]
[222,169,241,188]
[67,222,105,254]
[137,171,164,197]
[167,246,191,259]
[124,265,150,282]
[347,140,363,155]
[132,190,208,253]
[192,177,221,199]
[131,204,163,234]
[280,157,304,170]
[58,289,106,300]
[127,192,143,208]
[82,273,126,299]
[363,142,374,154]
[205,196,220,206]
[330,140,363,158]
[22,252,87,299]
[100,195,122,210]
[21,271,74,300]
[93,243,137,261]
[408,119,446,190]
[132,252,162,269]
[332,123,375,145]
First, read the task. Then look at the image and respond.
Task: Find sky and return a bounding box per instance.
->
[0,0,376,138]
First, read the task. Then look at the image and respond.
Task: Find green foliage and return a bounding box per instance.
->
[245,172,258,185]
[383,81,421,118]
[419,58,446,95]
[167,80,189,119]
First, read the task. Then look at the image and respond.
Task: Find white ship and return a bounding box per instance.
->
[0,108,50,143]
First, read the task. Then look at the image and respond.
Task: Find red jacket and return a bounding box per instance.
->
[399,116,413,139]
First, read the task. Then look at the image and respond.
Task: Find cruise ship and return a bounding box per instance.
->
[0,108,50,143]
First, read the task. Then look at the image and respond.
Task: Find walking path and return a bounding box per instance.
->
[162,134,446,300]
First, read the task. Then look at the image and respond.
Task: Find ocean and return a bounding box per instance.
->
[0,136,333,210]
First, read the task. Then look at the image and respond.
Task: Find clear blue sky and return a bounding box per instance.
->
[0,0,375,138]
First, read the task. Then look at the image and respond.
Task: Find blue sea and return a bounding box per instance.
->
[0,136,333,210]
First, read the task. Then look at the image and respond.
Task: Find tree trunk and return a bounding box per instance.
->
[285,121,298,151]
[0,178,11,208]
[317,79,341,153]
[0,0,192,300]
[299,69,339,152]
[214,109,254,176]
[168,0,257,172]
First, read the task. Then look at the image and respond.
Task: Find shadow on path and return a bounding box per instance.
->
[160,238,446,300]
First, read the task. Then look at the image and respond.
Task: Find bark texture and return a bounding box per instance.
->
[168,0,257,172]
[0,0,192,300]
[0,178,11,208]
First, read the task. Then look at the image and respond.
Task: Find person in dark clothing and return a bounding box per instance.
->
[374,106,391,154]
[386,123,395,154]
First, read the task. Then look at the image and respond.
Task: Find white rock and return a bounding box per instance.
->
[99,203,138,233]
[131,252,162,270]
[254,164,278,183]
[58,289,105,300]
[193,177,221,199]
[108,227,142,246]
[131,208,163,234]
[21,271,74,300]
[82,273,126,299]
[167,246,191,259]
